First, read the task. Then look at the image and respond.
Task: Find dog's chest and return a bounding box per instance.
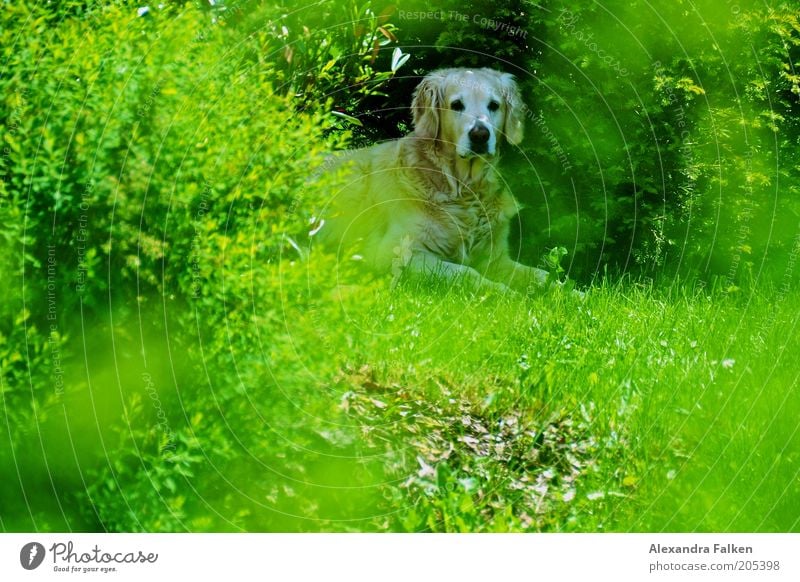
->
[422,191,513,263]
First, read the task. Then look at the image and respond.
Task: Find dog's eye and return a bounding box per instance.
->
[488,100,500,112]
[450,99,464,112]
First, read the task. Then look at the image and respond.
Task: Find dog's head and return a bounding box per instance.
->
[412,68,524,157]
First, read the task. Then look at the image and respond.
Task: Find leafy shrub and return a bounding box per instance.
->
[0,0,382,531]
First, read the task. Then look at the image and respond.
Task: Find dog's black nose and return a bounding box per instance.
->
[469,123,490,145]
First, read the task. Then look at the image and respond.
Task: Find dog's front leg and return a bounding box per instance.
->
[487,257,586,298]
[485,256,551,294]
[404,252,509,293]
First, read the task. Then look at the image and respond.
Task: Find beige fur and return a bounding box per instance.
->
[316,67,550,293]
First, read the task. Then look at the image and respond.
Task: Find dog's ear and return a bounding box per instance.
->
[412,74,442,140]
[501,73,525,145]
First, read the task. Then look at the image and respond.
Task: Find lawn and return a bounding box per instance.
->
[4,266,798,532]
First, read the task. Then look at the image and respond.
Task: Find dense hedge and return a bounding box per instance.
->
[1,0,359,530]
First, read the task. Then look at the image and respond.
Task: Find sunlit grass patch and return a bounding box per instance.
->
[287,277,800,532]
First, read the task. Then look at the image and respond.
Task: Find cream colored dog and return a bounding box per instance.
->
[316,67,551,293]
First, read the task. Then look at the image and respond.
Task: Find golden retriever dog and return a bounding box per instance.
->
[316,67,553,293]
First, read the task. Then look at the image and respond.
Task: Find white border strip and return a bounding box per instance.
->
[2,533,798,581]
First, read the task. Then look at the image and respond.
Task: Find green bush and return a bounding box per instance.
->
[0,0,383,531]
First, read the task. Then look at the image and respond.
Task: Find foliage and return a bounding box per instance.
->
[0,0,355,530]
[231,0,410,144]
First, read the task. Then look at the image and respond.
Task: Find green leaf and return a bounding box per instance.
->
[331,110,363,126]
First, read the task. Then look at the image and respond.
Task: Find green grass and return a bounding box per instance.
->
[9,261,796,532]
[291,274,800,532]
